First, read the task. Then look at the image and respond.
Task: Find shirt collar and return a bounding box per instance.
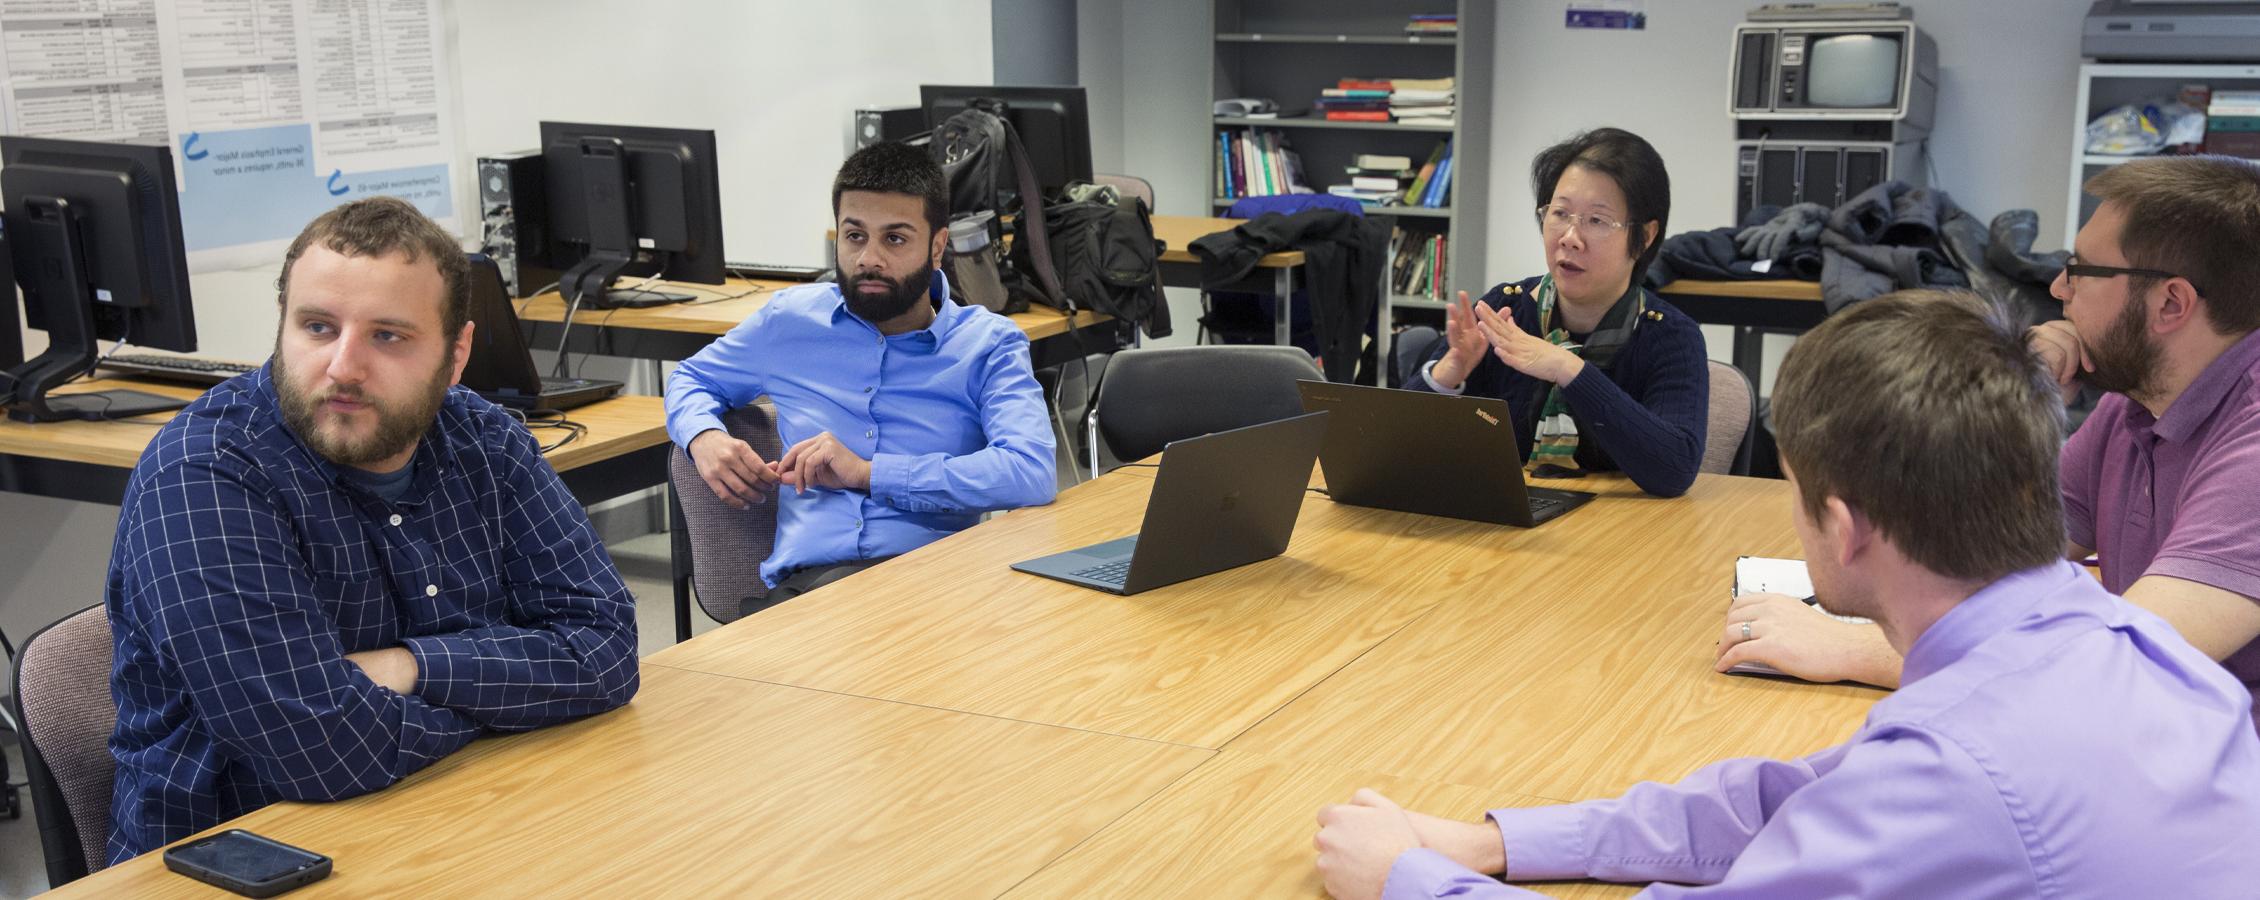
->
[2154,326,2260,443]
[1900,560,2089,684]
[827,268,962,350]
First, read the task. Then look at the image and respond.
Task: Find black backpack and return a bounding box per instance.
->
[925,100,1068,315]
[1012,184,1172,338]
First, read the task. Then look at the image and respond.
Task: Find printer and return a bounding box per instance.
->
[2084,0,2260,61]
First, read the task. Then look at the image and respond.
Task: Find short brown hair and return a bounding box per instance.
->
[1771,290,2066,582]
[2083,155,2260,334]
[276,196,470,338]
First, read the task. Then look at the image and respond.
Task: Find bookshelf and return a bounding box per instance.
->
[1208,0,1494,373]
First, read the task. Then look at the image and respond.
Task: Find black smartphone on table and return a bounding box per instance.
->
[163,829,331,897]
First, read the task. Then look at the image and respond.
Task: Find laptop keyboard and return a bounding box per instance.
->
[1528,496,1566,516]
[1070,560,1133,585]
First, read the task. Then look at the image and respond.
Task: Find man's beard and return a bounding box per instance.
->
[2082,293,2164,400]
[276,351,453,469]
[840,259,935,324]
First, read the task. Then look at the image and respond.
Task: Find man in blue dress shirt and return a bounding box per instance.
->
[666,143,1057,606]
[105,197,640,863]
[1312,290,2260,898]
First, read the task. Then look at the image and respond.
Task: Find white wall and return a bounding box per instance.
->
[1,2,996,674]
[1088,0,2093,364]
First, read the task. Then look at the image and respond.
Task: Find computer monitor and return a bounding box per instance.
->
[1,135,197,422]
[919,84,1094,200]
[535,121,726,312]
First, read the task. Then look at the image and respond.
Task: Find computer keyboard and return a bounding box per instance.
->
[1070,559,1133,586]
[1528,496,1565,516]
[725,261,828,282]
[99,353,259,386]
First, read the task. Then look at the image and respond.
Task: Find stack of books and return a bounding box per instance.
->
[1390,76,1455,126]
[1405,13,1458,36]
[1390,226,1449,302]
[1317,79,1393,122]
[1402,139,1454,208]
[1216,127,1312,199]
[1326,153,1415,206]
[2209,90,2260,159]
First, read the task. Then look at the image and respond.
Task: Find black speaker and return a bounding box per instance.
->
[476,150,562,298]
[853,105,925,149]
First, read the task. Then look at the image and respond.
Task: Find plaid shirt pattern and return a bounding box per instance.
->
[105,364,639,863]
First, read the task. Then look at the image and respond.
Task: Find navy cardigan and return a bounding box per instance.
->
[1409,276,1709,497]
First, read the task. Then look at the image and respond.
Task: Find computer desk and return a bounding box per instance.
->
[0,378,670,526]
[1152,214,1308,346]
[514,277,1116,372]
[53,462,1880,897]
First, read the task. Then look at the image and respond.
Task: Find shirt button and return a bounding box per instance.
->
[864,428,874,438]
[424,584,439,598]
[388,514,403,527]
[864,386,874,393]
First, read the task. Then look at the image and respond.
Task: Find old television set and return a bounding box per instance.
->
[1730,21,1936,126]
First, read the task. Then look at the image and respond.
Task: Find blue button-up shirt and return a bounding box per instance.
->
[106,366,640,863]
[1381,561,2260,897]
[664,273,1057,586]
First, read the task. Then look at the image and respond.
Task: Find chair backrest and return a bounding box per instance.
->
[1391,325,1442,389]
[666,399,785,623]
[1092,173,1155,210]
[1703,360,1756,476]
[13,603,116,886]
[1094,345,1323,465]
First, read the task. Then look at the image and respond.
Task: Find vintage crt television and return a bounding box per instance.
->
[1730,20,1936,128]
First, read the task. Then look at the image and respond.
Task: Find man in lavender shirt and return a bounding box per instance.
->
[1312,291,2260,899]
[1721,156,2260,726]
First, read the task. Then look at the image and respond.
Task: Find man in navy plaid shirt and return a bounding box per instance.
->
[104,197,640,863]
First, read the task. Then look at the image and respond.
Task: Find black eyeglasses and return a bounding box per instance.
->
[2062,259,2202,294]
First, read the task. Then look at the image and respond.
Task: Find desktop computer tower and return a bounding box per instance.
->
[476,150,562,299]
[853,105,925,150]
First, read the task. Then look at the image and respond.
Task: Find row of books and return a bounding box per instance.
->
[1215,128,1311,199]
[1390,227,1449,302]
[1319,140,1454,210]
[1405,13,1457,35]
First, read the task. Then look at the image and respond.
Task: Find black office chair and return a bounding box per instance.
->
[1084,345,1323,475]
[12,604,115,886]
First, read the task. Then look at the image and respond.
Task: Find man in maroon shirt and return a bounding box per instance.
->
[1721,156,2260,721]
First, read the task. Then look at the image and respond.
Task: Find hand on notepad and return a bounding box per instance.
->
[1717,592,1891,685]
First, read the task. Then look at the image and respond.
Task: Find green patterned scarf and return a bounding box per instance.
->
[1528,276,1648,469]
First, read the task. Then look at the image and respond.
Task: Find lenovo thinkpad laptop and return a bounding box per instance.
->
[1297,380,1594,527]
[1011,411,1329,595]
[462,253,622,411]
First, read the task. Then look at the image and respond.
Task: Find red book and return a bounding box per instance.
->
[1337,79,1393,91]
[1325,111,1391,122]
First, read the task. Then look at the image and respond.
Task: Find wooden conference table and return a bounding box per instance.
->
[54,462,1881,898]
[0,377,670,509]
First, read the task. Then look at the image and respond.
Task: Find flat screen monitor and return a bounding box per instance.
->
[1,135,197,422]
[1805,34,1902,109]
[919,84,1094,199]
[536,121,726,310]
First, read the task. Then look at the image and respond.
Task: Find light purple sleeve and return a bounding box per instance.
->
[2058,398,2115,552]
[1382,849,1546,899]
[2145,409,2260,602]
[1454,727,2035,899]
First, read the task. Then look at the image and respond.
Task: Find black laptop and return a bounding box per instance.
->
[1297,380,1595,527]
[461,253,623,411]
[1011,411,1329,595]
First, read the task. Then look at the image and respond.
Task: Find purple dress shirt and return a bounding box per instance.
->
[2061,327,2260,725]
[1382,562,2260,898]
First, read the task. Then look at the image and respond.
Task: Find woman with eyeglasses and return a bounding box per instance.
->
[1409,127,1708,497]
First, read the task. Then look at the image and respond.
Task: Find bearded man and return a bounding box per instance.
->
[1720,155,2260,733]
[104,196,640,863]
[665,142,1056,608]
